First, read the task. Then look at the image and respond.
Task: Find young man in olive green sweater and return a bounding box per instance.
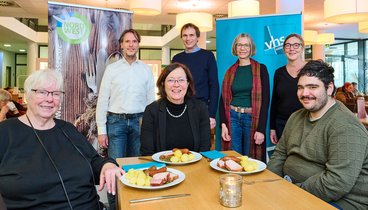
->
[268,60,368,210]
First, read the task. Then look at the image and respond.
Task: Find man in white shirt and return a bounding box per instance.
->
[96,29,155,209]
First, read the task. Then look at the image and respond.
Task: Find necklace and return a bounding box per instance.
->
[166,104,187,118]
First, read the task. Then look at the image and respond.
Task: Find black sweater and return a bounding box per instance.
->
[270,66,303,129]
[0,118,116,210]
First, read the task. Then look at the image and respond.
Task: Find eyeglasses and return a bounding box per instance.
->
[236,43,251,49]
[166,78,188,85]
[284,43,302,49]
[31,89,64,99]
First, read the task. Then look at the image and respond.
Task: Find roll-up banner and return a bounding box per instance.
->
[48,2,131,145]
[216,14,302,156]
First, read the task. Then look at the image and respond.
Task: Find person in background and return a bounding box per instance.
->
[140,62,211,155]
[0,89,12,122]
[0,69,124,210]
[96,29,155,209]
[351,82,361,97]
[3,87,27,117]
[172,23,219,130]
[219,33,270,162]
[335,82,355,103]
[269,34,305,144]
[268,60,368,210]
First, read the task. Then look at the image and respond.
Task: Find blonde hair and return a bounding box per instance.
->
[23,69,64,101]
[231,33,256,56]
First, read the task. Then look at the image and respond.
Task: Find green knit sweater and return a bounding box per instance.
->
[268,101,368,210]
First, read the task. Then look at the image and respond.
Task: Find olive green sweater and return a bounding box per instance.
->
[268,101,368,210]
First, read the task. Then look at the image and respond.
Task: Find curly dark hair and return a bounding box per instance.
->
[156,62,195,99]
[298,59,336,93]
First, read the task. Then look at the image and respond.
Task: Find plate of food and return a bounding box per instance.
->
[210,156,266,175]
[152,148,202,165]
[120,166,185,190]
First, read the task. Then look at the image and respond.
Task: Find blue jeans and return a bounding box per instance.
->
[106,113,142,210]
[230,109,252,156]
[107,113,142,159]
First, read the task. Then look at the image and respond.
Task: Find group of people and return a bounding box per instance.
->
[335,82,361,103]
[0,22,367,210]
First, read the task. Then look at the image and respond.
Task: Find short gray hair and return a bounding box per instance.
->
[0,89,11,102]
[24,69,64,101]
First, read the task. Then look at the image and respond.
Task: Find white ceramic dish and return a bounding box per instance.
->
[120,168,185,190]
[210,158,267,175]
[152,150,202,165]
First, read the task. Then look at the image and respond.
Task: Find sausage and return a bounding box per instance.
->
[148,167,167,177]
[173,148,190,154]
[221,156,241,163]
[143,166,157,176]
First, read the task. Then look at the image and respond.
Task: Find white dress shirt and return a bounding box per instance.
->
[96,57,155,135]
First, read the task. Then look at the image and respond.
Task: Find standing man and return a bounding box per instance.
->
[96,29,155,209]
[172,23,219,129]
[268,60,368,210]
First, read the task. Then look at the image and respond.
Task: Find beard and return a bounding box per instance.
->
[300,92,328,113]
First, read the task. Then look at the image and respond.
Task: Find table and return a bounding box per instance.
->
[116,151,336,210]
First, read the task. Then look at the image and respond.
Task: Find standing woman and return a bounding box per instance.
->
[269,34,305,144]
[220,33,270,161]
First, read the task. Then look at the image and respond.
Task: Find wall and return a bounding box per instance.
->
[0,49,15,87]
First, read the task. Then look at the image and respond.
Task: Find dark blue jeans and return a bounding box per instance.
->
[106,113,142,210]
[230,109,252,156]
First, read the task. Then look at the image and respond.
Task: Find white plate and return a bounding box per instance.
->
[120,168,185,190]
[152,150,202,165]
[209,158,267,175]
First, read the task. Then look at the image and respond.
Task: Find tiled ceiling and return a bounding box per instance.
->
[0,0,367,52]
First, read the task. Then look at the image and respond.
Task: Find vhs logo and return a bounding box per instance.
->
[264,24,297,55]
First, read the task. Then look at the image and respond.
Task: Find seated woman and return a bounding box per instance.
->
[140,62,211,156]
[0,69,124,210]
[336,82,355,104]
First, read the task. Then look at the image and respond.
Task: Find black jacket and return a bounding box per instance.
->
[140,98,211,155]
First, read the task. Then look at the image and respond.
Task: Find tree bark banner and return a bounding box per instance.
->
[48,2,131,127]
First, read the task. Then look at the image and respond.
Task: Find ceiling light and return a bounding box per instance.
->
[19,49,26,52]
[359,21,368,33]
[3,44,11,47]
[304,30,318,45]
[129,0,161,16]
[317,33,335,45]
[324,0,368,23]
[228,0,260,18]
[176,12,213,32]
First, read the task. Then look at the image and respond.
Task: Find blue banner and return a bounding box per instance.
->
[215,14,302,157]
